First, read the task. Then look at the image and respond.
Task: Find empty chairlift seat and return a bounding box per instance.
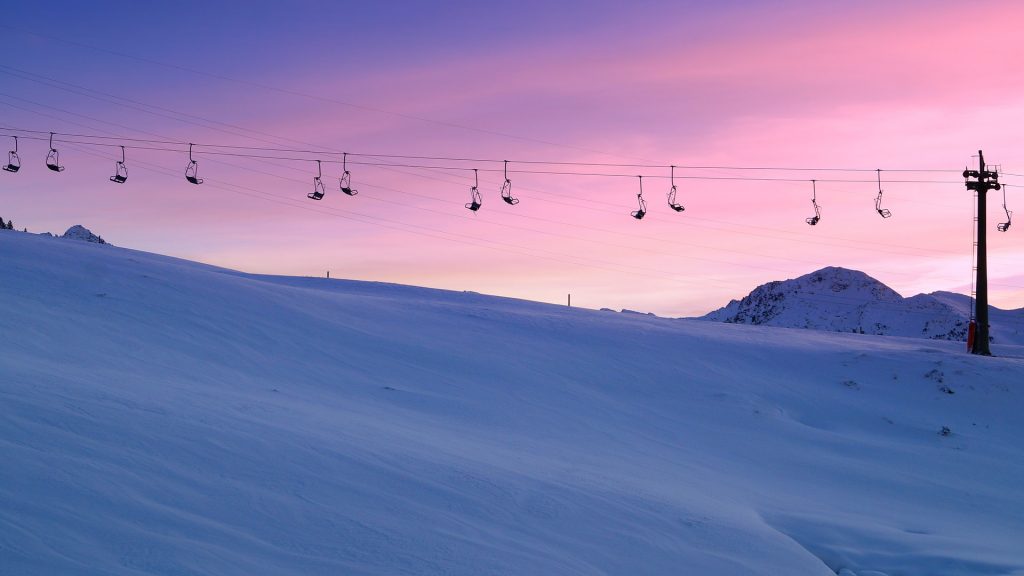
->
[3,136,19,173]
[109,146,127,184]
[185,143,203,184]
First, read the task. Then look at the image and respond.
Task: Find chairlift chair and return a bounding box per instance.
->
[501,160,519,205]
[466,169,482,211]
[875,195,891,218]
[340,171,356,195]
[185,143,203,184]
[998,185,1012,232]
[339,153,357,195]
[874,169,891,218]
[668,187,684,212]
[805,207,820,226]
[109,146,128,184]
[3,136,19,173]
[45,132,64,172]
[667,166,684,212]
[806,180,821,225]
[308,160,326,200]
[631,176,647,220]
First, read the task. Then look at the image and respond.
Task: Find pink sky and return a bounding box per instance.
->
[2,1,1023,316]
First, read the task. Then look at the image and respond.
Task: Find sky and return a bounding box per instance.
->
[2,0,1023,316]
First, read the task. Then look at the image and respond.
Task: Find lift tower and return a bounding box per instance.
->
[963,150,1000,355]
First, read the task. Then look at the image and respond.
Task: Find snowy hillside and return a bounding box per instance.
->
[700,266,1024,345]
[2,231,1023,576]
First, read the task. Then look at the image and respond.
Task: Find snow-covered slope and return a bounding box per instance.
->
[2,231,1023,576]
[700,266,1024,345]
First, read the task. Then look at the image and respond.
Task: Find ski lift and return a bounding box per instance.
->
[998,184,1012,232]
[3,136,19,173]
[308,160,326,200]
[631,176,647,220]
[501,160,519,205]
[45,132,64,172]
[185,143,203,184]
[339,152,357,196]
[805,179,821,226]
[667,165,684,212]
[874,169,891,218]
[466,169,482,211]
[109,145,127,184]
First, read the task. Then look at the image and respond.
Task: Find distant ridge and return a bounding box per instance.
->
[699,266,1024,344]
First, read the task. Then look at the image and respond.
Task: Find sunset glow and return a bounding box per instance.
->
[3,1,1023,315]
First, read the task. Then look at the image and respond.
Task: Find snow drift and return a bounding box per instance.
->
[1,230,1022,576]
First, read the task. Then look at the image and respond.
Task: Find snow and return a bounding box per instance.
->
[700,266,1024,345]
[1,231,1023,576]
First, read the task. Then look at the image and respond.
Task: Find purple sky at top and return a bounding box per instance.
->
[2,0,1023,316]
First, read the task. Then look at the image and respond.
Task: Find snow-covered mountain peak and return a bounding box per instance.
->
[702,267,903,327]
[61,225,107,244]
[700,266,1024,344]
[799,266,903,301]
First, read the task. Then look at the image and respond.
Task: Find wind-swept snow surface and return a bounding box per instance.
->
[1,231,1022,576]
